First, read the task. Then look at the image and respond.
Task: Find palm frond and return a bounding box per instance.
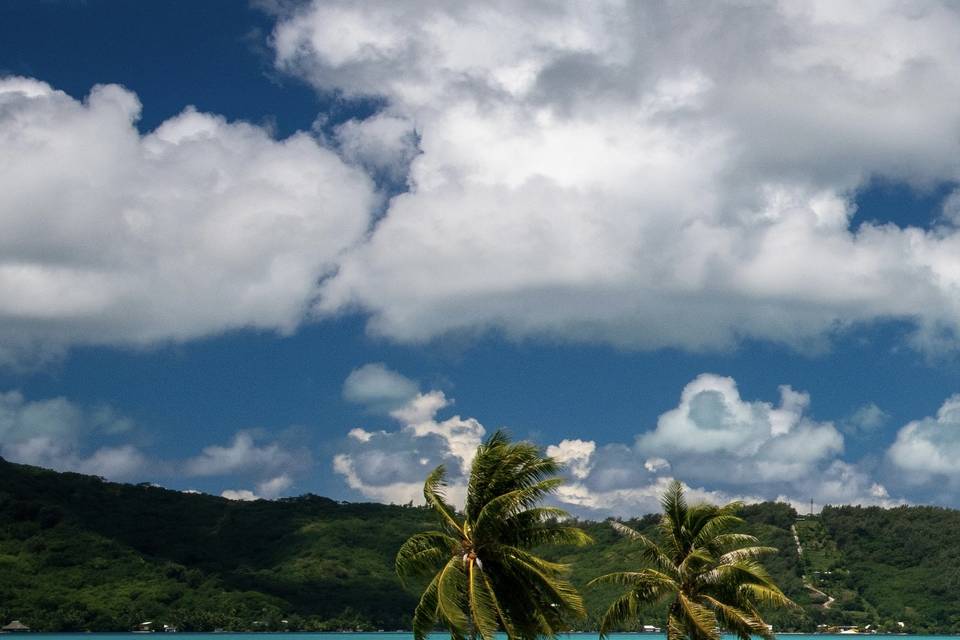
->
[691,513,746,548]
[610,520,676,573]
[677,592,720,640]
[717,546,778,564]
[503,546,586,618]
[588,569,677,593]
[667,610,686,640]
[597,589,639,638]
[513,524,593,549]
[473,478,565,533]
[412,573,441,640]
[660,480,688,549]
[709,533,760,550]
[678,546,715,580]
[468,560,499,640]
[701,595,769,640]
[478,568,517,638]
[396,531,458,582]
[436,556,469,636]
[739,583,798,609]
[423,465,463,536]
[700,559,775,589]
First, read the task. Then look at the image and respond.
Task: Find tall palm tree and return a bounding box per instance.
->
[396,430,592,640]
[591,480,796,640]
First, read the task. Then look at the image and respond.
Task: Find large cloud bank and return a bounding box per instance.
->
[271,1,960,353]
[0,77,375,365]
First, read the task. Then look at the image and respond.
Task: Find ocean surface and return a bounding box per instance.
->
[9,634,952,640]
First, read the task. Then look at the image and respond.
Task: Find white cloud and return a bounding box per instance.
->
[546,438,595,479]
[889,395,960,478]
[183,432,309,477]
[332,385,485,505]
[0,76,375,366]
[0,389,146,480]
[637,374,843,482]
[844,402,891,434]
[332,453,425,505]
[393,391,486,473]
[265,1,960,355]
[333,113,419,185]
[644,457,670,473]
[221,489,259,501]
[347,427,375,442]
[329,367,918,516]
[555,477,767,519]
[343,362,419,412]
[257,474,294,499]
[545,374,894,516]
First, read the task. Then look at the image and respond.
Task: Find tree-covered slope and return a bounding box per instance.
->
[1,457,957,633]
[0,458,435,631]
[815,505,960,633]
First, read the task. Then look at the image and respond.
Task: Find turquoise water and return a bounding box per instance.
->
[8,635,952,640]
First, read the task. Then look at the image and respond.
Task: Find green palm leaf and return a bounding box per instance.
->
[397,429,591,640]
[593,481,795,640]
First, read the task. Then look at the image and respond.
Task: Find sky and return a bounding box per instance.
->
[4,0,960,516]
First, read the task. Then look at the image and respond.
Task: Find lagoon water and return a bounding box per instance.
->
[12,635,950,640]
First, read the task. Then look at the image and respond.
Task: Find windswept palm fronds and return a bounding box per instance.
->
[396,430,592,640]
[591,480,796,640]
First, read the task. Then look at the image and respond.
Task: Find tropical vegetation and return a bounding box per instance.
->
[5,455,960,632]
[591,481,795,640]
[395,430,592,640]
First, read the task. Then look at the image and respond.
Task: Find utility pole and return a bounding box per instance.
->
[810,498,814,517]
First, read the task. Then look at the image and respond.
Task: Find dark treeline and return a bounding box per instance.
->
[0,458,956,633]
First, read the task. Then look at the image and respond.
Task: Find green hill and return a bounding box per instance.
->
[0,457,956,633]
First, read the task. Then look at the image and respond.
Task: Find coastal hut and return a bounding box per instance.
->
[1,621,30,633]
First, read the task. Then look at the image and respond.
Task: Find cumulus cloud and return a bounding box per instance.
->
[183,432,309,478]
[0,389,309,497]
[218,474,294,502]
[257,473,294,499]
[0,389,146,480]
[332,453,425,505]
[342,362,419,412]
[0,76,375,366]
[266,1,960,355]
[889,395,960,480]
[330,368,902,516]
[332,113,419,186]
[844,402,891,434]
[390,391,485,473]
[333,371,486,505]
[539,374,897,517]
[221,489,259,501]
[555,477,767,519]
[636,374,844,483]
[546,438,595,479]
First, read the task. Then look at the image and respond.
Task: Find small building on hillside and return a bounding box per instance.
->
[2,621,30,633]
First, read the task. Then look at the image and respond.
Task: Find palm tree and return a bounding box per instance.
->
[591,480,796,640]
[395,430,592,640]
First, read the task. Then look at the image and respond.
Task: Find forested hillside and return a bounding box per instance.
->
[0,457,956,632]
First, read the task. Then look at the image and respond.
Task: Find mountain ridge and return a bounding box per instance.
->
[0,457,955,633]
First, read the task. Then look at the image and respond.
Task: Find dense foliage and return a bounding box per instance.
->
[2,457,958,633]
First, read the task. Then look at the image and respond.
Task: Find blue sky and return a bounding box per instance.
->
[4,0,960,515]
